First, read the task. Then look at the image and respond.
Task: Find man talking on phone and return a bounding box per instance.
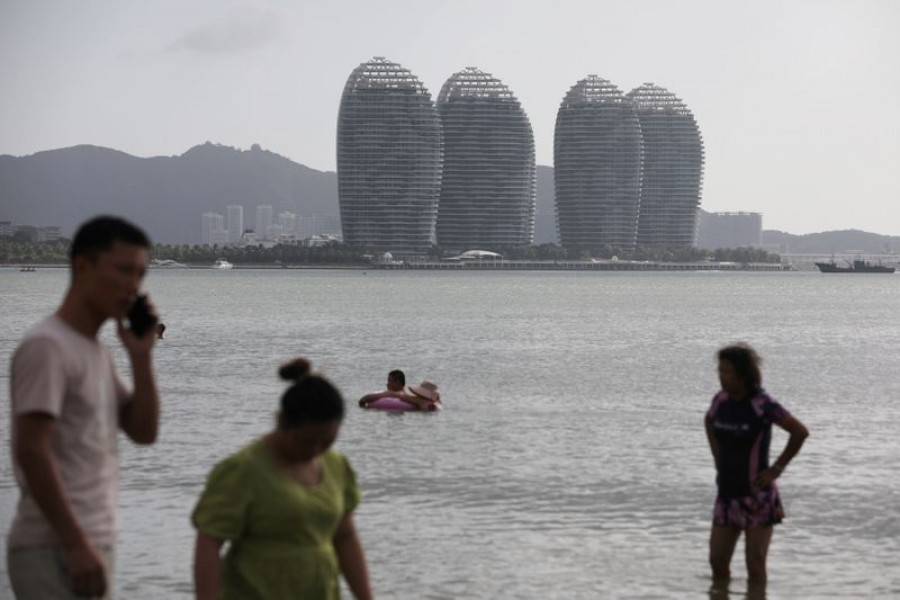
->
[7,216,160,599]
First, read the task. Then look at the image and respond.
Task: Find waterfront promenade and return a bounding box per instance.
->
[379,259,788,271]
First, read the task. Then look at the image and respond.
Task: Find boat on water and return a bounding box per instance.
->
[815,259,895,274]
[19,266,36,272]
[150,258,187,269]
[212,259,234,270]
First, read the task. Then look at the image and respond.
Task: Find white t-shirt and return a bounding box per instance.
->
[8,315,130,549]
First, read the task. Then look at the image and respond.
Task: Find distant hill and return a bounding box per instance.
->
[2,143,894,251]
[762,229,900,255]
[0,143,339,244]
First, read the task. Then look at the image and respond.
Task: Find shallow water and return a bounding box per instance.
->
[1,268,899,598]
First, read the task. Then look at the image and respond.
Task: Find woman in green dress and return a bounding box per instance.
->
[192,358,373,599]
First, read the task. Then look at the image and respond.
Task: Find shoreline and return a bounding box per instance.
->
[377,259,788,271]
[2,261,789,272]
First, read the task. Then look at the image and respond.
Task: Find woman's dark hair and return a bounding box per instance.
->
[70,216,151,263]
[278,358,345,428]
[717,343,762,391]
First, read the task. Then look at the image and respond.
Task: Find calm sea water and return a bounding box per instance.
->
[1,268,899,599]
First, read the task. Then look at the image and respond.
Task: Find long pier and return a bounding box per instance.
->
[379,260,788,271]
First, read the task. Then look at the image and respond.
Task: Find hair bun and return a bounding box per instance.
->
[279,357,312,381]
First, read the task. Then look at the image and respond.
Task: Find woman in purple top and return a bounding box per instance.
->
[705,343,809,584]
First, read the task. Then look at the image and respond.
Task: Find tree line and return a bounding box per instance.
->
[461,244,782,264]
[0,237,782,266]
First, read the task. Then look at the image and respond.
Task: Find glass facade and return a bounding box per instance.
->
[626,84,705,248]
[554,75,643,252]
[436,67,535,251]
[337,57,443,253]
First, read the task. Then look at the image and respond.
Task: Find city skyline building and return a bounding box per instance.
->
[278,211,297,236]
[1,221,66,241]
[226,204,244,244]
[35,226,61,242]
[196,207,341,245]
[554,75,643,252]
[696,211,762,250]
[627,83,705,248]
[298,214,341,239]
[255,205,274,240]
[435,67,536,251]
[201,211,228,245]
[337,56,443,254]
[266,223,284,239]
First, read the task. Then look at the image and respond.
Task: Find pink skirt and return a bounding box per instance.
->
[713,486,785,529]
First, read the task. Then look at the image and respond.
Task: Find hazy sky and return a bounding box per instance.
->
[2,0,899,235]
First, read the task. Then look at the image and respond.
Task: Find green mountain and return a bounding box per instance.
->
[0,143,339,244]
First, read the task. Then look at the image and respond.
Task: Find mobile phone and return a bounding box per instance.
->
[127,294,157,337]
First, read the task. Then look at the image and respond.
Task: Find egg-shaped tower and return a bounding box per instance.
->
[554,75,643,252]
[337,57,443,253]
[435,67,536,251]
[626,83,704,248]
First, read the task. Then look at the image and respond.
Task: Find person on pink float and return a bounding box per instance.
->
[357,370,405,407]
[705,343,809,585]
[359,379,442,412]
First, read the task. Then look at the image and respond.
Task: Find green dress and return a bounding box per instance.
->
[192,439,361,599]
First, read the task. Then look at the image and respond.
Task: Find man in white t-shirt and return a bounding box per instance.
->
[7,216,161,599]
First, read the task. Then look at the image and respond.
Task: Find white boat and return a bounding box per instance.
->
[212,259,234,270]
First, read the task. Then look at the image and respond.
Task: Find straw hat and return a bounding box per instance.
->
[408,380,440,402]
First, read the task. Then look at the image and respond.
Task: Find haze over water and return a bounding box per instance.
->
[1,268,899,598]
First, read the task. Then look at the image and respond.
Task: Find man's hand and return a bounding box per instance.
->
[64,539,108,598]
[116,295,158,357]
[116,294,161,445]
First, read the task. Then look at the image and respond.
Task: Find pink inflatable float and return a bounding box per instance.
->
[364,397,441,412]
[365,397,417,412]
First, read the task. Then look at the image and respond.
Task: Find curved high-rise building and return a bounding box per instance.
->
[337,57,443,253]
[554,76,643,252]
[436,67,535,251]
[626,83,704,248]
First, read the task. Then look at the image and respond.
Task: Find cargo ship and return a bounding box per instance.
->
[815,259,895,274]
